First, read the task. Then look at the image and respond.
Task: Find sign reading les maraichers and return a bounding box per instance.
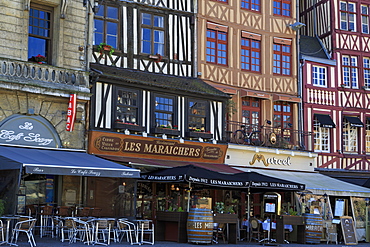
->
[90,130,225,162]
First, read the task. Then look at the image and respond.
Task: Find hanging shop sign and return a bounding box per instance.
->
[66,94,77,132]
[88,130,226,163]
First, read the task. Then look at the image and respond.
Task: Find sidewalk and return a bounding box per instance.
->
[7,235,370,247]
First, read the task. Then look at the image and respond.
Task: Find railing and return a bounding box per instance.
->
[0,58,89,89]
[226,121,314,151]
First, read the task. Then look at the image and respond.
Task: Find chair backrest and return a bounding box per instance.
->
[64,218,77,229]
[56,206,70,216]
[96,219,108,229]
[40,205,54,215]
[250,218,260,231]
[90,208,102,217]
[77,207,91,217]
[17,218,36,231]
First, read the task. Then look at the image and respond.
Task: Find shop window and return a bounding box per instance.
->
[312,66,327,87]
[342,55,358,88]
[140,12,165,56]
[313,117,330,152]
[340,1,356,31]
[28,4,52,64]
[273,39,291,76]
[188,99,207,132]
[273,0,291,17]
[94,4,119,48]
[241,34,261,73]
[115,87,140,124]
[206,24,228,65]
[343,117,358,152]
[154,94,175,128]
[242,97,260,128]
[241,0,260,12]
[361,4,370,33]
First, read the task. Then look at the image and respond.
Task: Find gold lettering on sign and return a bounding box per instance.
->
[249,154,268,166]
[249,154,291,167]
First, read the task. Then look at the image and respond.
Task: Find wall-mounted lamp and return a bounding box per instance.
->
[83,0,103,13]
[212,139,217,144]
[124,129,130,135]
[179,137,184,143]
[287,22,306,31]
[142,132,147,137]
[162,134,167,140]
[198,137,204,142]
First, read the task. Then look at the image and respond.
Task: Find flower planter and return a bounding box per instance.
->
[114,122,145,132]
[152,127,180,136]
[213,213,238,223]
[186,131,213,139]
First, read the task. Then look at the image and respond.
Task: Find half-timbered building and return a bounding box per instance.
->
[300,1,370,176]
[88,0,233,220]
[299,0,370,239]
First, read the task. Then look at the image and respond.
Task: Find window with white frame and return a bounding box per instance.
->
[343,117,358,152]
[312,66,326,87]
[364,57,370,88]
[313,117,329,152]
[362,5,370,34]
[342,55,358,88]
[366,118,370,153]
[340,1,356,31]
[141,13,165,56]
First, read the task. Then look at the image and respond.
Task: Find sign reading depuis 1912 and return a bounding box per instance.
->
[88,130,227,163]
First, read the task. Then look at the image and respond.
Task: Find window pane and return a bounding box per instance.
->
[142,13,151,25]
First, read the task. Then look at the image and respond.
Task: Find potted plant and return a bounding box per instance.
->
[149,53,163,62]
[97,43,115,56]
[32,54,47,64]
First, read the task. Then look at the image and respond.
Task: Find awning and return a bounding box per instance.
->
[232,167,370,197]
[345,116,364,127]
[140,164,305,190]
[315,114,336,128]
[241,89,271,100]
[97,155,240,174]
[0,145,140,178]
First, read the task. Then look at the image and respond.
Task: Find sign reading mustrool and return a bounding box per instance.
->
[89,130,226,162]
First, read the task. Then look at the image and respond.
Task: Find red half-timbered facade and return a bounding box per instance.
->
[300,0,370,174]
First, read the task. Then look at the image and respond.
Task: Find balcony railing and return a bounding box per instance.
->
[0,58,89,90]
[226,121,314,151]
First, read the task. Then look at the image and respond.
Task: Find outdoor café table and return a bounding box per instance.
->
[0,215,20,244]
[261,221,293,243]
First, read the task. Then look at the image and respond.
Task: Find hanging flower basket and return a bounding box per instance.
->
[97,43,115,56]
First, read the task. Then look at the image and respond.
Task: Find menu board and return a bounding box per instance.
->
[265,202,276,213]
[340,216,357,245]
[335,199,345,217]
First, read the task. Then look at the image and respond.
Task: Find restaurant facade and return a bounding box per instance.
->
[226,144,370,242]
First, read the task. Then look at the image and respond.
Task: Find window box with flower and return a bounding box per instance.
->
[186,129,213,139]
[152,125,180,136]
[97,43,115,56]
[30,54,47,64]
[114,120,145,132]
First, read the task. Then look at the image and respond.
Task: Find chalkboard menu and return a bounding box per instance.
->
[340,216,357,245]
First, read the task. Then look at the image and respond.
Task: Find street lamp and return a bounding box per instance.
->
[287,22,306,31]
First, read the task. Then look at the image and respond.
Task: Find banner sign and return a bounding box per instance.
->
[66,94,76,131]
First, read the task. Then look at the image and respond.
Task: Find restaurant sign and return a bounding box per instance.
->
[89,130,226,163]
[0,114,61,147]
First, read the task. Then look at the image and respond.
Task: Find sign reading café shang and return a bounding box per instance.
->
[88,130,226,163]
